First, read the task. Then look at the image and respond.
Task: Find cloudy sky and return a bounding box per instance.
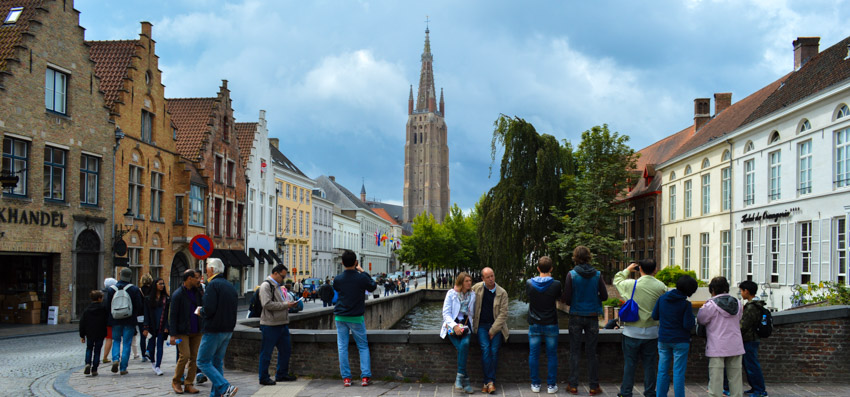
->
[77,0,850,211]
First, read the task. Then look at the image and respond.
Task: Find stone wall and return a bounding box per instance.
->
[226,305,850,384]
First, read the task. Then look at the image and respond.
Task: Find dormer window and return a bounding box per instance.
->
[3,7,22,24]
[799,119,811,133]
[769,131,780,144]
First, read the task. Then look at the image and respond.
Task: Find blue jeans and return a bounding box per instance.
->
[147,332,166,368]
[743,341,766,394]
[196,332,233,397]
[656,342,689,397]
[477,323,503,384]
[259,325,291,381]
[529,324,559,386]
[85,338,103,370]
[448,331,471,376]
[620,335,657,397]
[111,324,136,371]
[568,315,599,388]
[336,320,371,378]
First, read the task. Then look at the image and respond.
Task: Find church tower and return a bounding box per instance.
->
[404,26,450,223]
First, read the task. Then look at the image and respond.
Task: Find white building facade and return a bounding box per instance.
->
[332,211,361,275]
[311,192,335,280]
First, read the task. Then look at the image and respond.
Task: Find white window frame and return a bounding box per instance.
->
[769,225,779,283]
[768,150,781,201]
[721,230,731,280]
[745,228,754,281]
[189,184,205,226]
[248,189,255,230]
[837,217,847,284]
[799,140,812,195]
[684,179,692,218]
[721,167,731,211]
[837,128,850,188]
[800,221,812,284]
[45,68,67,114]
[669,185,676,221]
[683,234,691,271]
[744,159,755,206]
[700,233,710,280]
[701,174,710,215]
[668,237,675,268]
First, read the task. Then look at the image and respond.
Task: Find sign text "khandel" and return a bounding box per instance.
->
[0,208,68,227]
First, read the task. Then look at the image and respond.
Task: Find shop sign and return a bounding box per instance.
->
[0,208,67,227]
[741,207,801,224]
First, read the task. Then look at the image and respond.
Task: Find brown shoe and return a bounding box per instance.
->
[482,383,489,393]
[589,387,603,396]
[487,382,496,394]
[172,382,184,394]
[566,385,578,395]
[183,384,199,394]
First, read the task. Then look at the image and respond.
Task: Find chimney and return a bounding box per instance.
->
[694,98,711,131]
[140,21,152,38]
[714,93,732,115]
[793,37,820,71]
[329,176,335,182]
[269,138,279,149]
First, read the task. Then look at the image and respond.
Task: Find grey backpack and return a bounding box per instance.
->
[110,284,134,319]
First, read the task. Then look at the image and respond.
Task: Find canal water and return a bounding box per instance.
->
[391,299,571,330]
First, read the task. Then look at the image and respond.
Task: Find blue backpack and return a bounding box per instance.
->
[618,279,640,322]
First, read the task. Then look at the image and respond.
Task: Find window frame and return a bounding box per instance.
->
[43,146,66,202]
[721,167,731,211]
[683,179,692,218]
[701,174,710,215]
[700,232,710,280]
[744,159,755,206]
[3,136,29,197]
[128,165,144,218]
[745,228,754,281]
[175,195,185,225]
[837,217,847,284]
[799,140,813,195]
[668,237,675,268]
[150,171,164,222]
[721,230,731,280]
[837,128,850,188]
[800,221,812,284]
[80,153,99,206]
[45,68,68,115]
[669,185,676,221]
[141,110,153,143]
[682,234,691,271]
[189,185,205,226]
[768,150,781,201]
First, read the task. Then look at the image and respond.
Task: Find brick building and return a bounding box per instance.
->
[87,22,182,288]
[168,81,250,293]
[0,0,115,323]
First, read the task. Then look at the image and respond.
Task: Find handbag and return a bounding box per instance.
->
[618,279,640,322]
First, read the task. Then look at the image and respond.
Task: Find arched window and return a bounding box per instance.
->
[744,141,755,153]
[670,171,676,181]
[684,165,692,175]
[836,104,850,120]
[722,150,731,161]
[799,119,811,133]
[769,130,780,144]
[701,158,710,169]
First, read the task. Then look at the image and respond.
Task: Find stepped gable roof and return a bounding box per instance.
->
[371,208,399,225]
[672,75,787,158]
[167,97,216,159]
[269,143,307,179]
[86,40,138,111]
[744,36,850,125]
[234,122,256,168]
[0,0,43,74]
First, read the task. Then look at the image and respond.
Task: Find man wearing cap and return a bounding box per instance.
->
[196,258,239,397]
[104,268,144,375]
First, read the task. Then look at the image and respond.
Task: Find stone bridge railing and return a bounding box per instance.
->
[226,296,850,384]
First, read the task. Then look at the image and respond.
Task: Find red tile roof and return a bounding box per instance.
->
[86,40,138,112]
[0,1,44,74]
[167,98,216,160]
[371,207,400,225]
[625,125,693,199]
[234,122,256,168]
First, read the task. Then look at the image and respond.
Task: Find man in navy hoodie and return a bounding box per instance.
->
[651,275,697,397]
[527,256,562,394]
[333,250,377,387]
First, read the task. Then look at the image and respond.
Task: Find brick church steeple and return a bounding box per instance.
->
[404,26,450,223]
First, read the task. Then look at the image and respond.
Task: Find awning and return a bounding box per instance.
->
[210,249,253,268]
[258,249,276,266]
[249,248,264,265]
[232,249,252,267]
[268,250,284,267]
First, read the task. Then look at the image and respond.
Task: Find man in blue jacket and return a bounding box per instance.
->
[333,250,377,387]
[651,275,697,397]
[196,257,239,397]
[105,267,144,375]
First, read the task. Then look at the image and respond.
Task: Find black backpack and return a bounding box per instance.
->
[248,280,275,318]
[755,304,773,338]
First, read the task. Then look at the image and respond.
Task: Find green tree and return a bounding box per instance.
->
[397,212,449,283]
[442,204,479,273]
[550,124,637,278]
[478,115,572,295]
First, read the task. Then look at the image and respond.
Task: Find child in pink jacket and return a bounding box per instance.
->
[696,277,744,397]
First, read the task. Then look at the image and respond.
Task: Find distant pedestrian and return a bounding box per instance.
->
[613,258,666,397]
[258,264,298,386]
[101,277,117,364]
[80,290,108,377]
[414,279,419,290]
[652,275,698,397]
[441,272,476,394]
[384,279,392,297]
[105,267,144,375]
[333,250,378,387]
[697,277,744,397]
[472,267,509,394]
[563,246,608,395]
[738,280,768,397]
[138,273,154,361]
[169,269,203,394]
[142,278,170,376]
[319,280,334,307]
[527,256,562,394]
[196,258,239,397]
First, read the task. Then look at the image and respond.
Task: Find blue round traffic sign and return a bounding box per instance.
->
[189,234,214,260]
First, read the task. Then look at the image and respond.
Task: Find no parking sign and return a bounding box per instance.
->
[189,234,214,260]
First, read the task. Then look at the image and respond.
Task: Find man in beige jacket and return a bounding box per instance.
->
[258,264,298,386]
[472,267,510,394]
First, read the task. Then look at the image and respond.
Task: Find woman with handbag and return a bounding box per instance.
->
[440,272,476,394]
[143,277,170,376]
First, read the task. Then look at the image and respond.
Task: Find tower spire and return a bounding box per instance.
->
[439,87,444,116]
[415,23,435,112]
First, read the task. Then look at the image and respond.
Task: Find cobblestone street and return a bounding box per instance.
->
[0,331,83,397]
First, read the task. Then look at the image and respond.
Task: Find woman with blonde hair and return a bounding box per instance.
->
[441,272,476,394]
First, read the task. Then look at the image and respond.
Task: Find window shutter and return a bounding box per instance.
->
[788,222,797,285]
[779,223,787,285]
[820,219,832,282]
[735,229,743,282]
[812,219,821,282]
[756,225,766,284]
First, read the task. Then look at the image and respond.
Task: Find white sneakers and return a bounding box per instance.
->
[154,367,163,376]
[531,384,541,393]
[547,385,558,394]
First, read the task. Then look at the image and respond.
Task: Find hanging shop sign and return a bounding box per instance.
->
[0,208,67,227]
[741,207,801,224]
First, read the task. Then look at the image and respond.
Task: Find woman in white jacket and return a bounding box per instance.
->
[441,272,476,394]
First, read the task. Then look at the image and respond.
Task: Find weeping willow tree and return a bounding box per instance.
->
[478,115,573,296]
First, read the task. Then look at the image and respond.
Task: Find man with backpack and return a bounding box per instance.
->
[613,259,667,397]
[319,280,334,307]
[739,280,769,397]
[258,264,298,385]
[104,267,144,375]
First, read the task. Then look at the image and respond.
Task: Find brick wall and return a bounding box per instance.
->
[226,305,850,384]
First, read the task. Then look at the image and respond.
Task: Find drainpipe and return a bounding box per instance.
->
[112,127,124,279]
[245,176,250,290]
